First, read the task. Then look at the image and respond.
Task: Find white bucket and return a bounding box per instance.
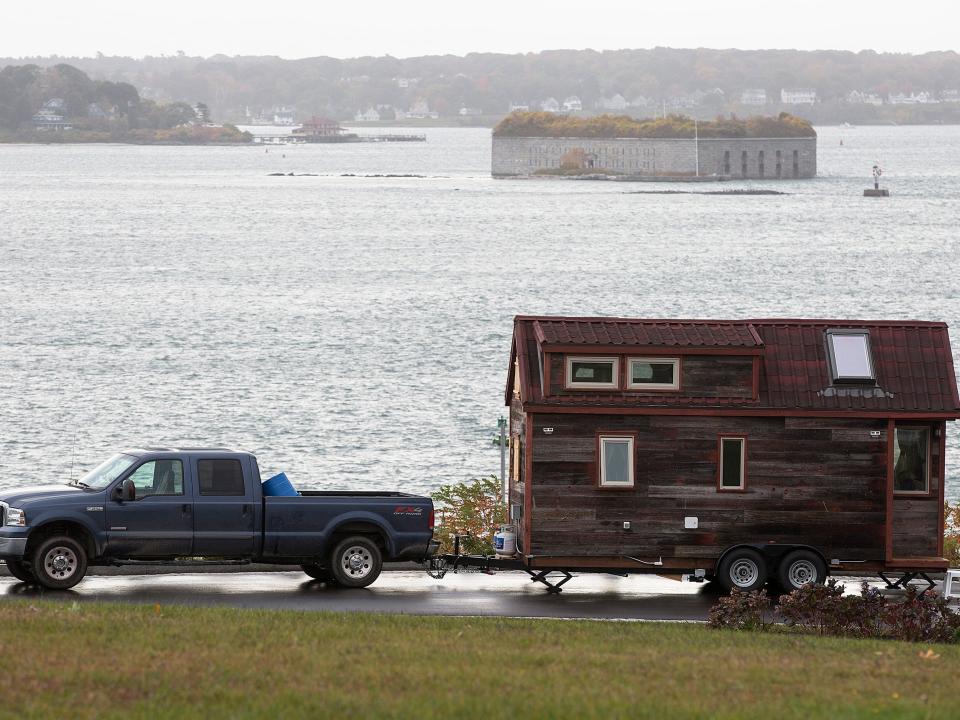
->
[493,524,517,558]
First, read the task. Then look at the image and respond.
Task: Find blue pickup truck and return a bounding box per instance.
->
[0,447,437,590]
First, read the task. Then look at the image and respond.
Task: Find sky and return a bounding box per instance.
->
[2,0,957,59]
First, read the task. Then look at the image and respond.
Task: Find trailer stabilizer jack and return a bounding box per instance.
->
[526,569,573,593]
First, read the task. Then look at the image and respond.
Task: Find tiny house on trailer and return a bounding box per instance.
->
[505,316,960,592]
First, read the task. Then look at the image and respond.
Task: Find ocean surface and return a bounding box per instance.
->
[1,125,959,501]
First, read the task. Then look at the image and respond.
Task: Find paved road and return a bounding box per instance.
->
[0,569,723,621]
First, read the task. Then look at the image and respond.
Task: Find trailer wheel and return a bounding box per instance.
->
[31,535,88,590]
[301,564,337,584]
[5,560,35,583]
[717,548,767,592]
[329,536,382,588]
[777,550,826,592]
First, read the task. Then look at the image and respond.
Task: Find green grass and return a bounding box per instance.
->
[0,600,957,719]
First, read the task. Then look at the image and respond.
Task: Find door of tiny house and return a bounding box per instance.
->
[885,420,946,566]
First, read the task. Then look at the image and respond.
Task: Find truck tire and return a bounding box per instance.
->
[329,536,382,588]
[5,560,35,583]
[717,547,767,593]
[31,535,88,590]
[301,564,337,584]
[777,550,826,592]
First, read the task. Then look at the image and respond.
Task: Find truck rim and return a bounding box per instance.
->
[44,546,78,581]
[787,559,817,588]
[729,558,760,588]
[341,545,373,579]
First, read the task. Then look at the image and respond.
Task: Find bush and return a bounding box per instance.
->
[715,580,960,643]
[707,588,771,631]
[430,475,506,556]
[945,502,960,568]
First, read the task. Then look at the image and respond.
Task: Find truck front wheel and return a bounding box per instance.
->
[329,536,382,588]
[32,536,88,590]
[5,560,35,583]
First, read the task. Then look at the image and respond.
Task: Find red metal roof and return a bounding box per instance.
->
[533,318,762,348]
[508,316,960,416]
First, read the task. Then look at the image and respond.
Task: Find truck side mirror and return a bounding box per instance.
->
[113,479,136,502]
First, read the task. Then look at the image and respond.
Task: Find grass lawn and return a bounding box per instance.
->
[0,600,956,719]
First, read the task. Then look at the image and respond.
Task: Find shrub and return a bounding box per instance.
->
[430,475,506,555]
[945,502,960,567]
[706,588,771,631]
[881,586,960,643]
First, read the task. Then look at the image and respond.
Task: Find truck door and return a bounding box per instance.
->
[106,458,193,557]
[191,456,256,557]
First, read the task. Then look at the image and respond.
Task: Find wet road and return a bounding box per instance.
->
[0,570,722,621]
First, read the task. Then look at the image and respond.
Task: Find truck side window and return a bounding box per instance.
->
[197,459,246,496]
[127,460,184,498]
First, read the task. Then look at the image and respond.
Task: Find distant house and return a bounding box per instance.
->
[562,95,582,112]
[740,89,767,106]
[272,106,296,125]
[540,97,560,112]
[458,106,483,116]
[597,94,628,111]
[355,107,381,122]
[407,99,439,119]
[32,98,71,131]
[846,90,883,106]
[781,88,817,105]
[509,102,530,113]
[628,95,652,108]
[941,90,960,103]
[888,91,937,105]
[293,117,345,138]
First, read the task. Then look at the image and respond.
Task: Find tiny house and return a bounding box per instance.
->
[505,316,960,591]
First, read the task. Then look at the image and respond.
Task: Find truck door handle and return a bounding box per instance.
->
[181,504,191,514]
[242,504,251,515]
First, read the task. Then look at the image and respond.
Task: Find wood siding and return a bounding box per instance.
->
[527,413,919,566]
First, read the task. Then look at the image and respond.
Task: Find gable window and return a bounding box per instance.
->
[718,436,746,491]
[627,357,679,390]
[894,427,929,494]
[566,356,619,390]
[598,434,635,488]
[826,329,875,383]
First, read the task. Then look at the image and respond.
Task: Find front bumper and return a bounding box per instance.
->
[0,533,28,559]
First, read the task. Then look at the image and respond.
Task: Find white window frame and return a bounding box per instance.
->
[627,356,680,391]
[826,329,875,383]
[718,436,746,491]
[565,356,620,390]
[599,435,635,488]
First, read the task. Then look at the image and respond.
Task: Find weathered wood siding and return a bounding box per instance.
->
[529,413,906,565]
[549,354,754,398]
[508,395,527,547]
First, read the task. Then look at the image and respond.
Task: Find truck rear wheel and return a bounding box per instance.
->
[5,560,35,583]
[301,564,337,584]
[31,535,87,590]
[329,536,382,588]
[717,548,767,593]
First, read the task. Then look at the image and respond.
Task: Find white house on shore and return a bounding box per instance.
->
[781,88,817,105]
[740,89,767,105]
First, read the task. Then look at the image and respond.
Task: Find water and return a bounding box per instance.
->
[1,125,959,500]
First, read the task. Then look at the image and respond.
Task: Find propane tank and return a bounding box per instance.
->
[493,524,517,558]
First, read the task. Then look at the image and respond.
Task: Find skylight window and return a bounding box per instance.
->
[826,330,875,383]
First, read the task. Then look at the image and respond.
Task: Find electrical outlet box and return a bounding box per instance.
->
[622,521,631,530]
[684,516,698,529]
[510,504,521,521]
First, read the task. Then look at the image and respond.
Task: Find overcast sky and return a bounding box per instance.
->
[2,1,957,59]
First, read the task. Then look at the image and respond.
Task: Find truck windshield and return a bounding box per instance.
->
[73,453,138,490]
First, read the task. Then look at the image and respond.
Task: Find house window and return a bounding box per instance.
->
[793,149,799,177]
[627,357,680,390]
[758,150,765,177]
[826,330,875,383]
[723,150,731,175]
[741,150,748,176]
[566,356,619,389]
[599,435,635,488]
[894,427,929,494]
[718,436,746,490]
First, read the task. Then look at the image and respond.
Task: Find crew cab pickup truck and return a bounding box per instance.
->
[0,447,437,590]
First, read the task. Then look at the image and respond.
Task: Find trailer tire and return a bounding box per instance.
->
[717,548,767,592]
[301,564,338,584]
[777,550,826,592]
[329,536,382,588]
[5,560,35,583]
[31,535,87,590]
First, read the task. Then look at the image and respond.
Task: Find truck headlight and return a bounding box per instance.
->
[4,507,25,526]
